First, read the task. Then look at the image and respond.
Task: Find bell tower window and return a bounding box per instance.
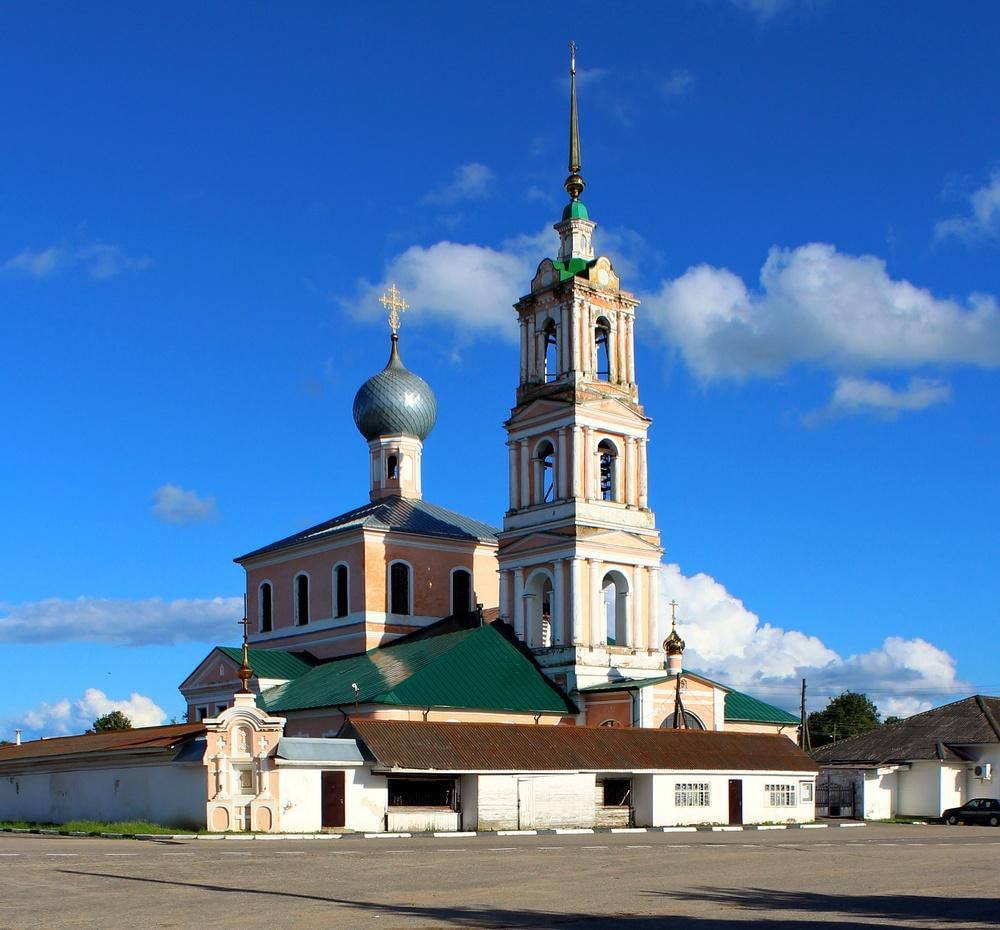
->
[451,568,472,614]
[534,439,555,503]
[389,561,411,616]
[543,318,558,383]
[259,582,272,634]
[333,564,349,619]
[602,570,630,646]
[595,317,611,381]
[294,573,310,626]
[598,439,618,502]
[386,455,398,479]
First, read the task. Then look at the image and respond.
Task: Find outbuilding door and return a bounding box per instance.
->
[728,779,743,825]
[322,771,346,829]
[517,778,535,829]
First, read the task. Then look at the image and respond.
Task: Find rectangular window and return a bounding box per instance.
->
[387,777,456,809]
[601,778,632,807]
[765,783,797,807]
[390,563,410,615]
[799,781,814,803]
[675,782,711,807]
[216,704,228,714]
[197,706,209,721]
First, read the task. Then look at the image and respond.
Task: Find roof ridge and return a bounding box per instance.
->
[975,695,1000,740]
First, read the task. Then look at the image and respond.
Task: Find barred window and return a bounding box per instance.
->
[765,783,797,807]
[675,782,711,807]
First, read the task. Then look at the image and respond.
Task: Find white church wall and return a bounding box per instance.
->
[0,761,206,829]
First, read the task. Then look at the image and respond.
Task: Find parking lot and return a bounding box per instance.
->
[0,823,997,929]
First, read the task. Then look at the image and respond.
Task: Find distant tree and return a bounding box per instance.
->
[883,715,903,727]
[90,710,133,733]
[808,691,881,748]
[0,739,11,746]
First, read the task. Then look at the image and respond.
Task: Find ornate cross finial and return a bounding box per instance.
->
[669,599,679,627]
[380,283,409,335]
[237,597,252,694]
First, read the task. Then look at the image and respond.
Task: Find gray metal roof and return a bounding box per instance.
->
[812,695,1000,766]
[236,496,499,561]
[276,737,367,764]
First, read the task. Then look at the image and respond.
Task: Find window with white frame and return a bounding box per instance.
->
[294,573,310,625]
[799,781,814,802]
[765,783,797,807]
[675,782,711,807]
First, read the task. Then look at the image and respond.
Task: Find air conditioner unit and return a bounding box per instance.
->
[973,763,993,781]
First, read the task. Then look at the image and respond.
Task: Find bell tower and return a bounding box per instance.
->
[497,43,665,694]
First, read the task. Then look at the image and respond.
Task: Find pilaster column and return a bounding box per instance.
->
[624,437,635,507]
[528,321,538,382]
[646,566,660,654]
[523,593,537,646]
[553,559,565,645]
[583,426,593,500]
[638,438,649,509]
[590,559,604,644]
[626,315,636,385]
[631,565,645,651]
[519,319,528,384]
[513,568,525,639]
[498,568,510,624]
[560,303,570,376]
[519,439,530,509]
[507,442,518,511]
[557,427,568,500]
[570,426,582,497]
[615,317,625,385]
[570,556,584,645]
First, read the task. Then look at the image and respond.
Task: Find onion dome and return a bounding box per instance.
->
[352,334,437,442]
[663,622,685,657]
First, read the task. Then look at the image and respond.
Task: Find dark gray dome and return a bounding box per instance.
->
[352,335,437,442]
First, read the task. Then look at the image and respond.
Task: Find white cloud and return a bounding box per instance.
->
[151,483,218,524]
[660,69,695,98]
[0,596,242,646]
[730,0,823,21]
[936,169,1000,242]
[13,688,166,738]
[643,242,1000,380]
[2,241,149,280]
[803,375,952,425]
[658,562,966,718]
[421,163,495,206]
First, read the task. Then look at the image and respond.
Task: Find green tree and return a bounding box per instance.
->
[808,691,881,748]
[90,710,133,733]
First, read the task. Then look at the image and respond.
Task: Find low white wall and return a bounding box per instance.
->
[387,810,459,832]
[862,770,897,820]
[473,773,596,830]
[0,761,206,829]
[277,766,386,833]
[647,772,815,826]
[897,762,940,817]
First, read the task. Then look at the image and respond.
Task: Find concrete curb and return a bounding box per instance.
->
[1,822,868,842]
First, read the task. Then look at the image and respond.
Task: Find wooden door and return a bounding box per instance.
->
[322,771,346,829]
[517,778,535,829]
[728,779,743,826]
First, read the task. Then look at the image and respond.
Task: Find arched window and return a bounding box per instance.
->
[333,564,349,619]
[259,582,273,633]
[294,573,310,625]
[542,318,558,382]
[602,570,630,647]
[595,317,611,381]
[598,439,618,502]
[389,562,411,616]
[661,711,705,731]
[451,568,472,614]
[524,572,555,648]
[534,439,555,503]
[386,455,398,479]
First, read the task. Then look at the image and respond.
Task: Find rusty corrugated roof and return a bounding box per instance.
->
[348,719,818,773]
[0,722,205,764]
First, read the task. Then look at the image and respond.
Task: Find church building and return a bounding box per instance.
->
[179,47,797,743]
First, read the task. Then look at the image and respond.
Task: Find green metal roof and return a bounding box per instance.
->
[561,199,589,220]
[551,256,596,282]
[725,690,799,725]
[258,623,574,716]
[217,647,317,681]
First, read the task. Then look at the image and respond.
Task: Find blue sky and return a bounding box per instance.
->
[2,1,998,737]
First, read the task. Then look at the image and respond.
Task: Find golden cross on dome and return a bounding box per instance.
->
[669,599,679,626]
[380,283,409,334]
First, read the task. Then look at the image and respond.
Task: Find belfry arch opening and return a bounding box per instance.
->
[542,318,558,383]
[598,439,618,502]
[534,439,555,503]
[524,572,555,648]
[595,317,611,381]
[602,570,630,646]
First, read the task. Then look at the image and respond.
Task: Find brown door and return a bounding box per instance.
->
[728,779,743,825]
[322,771,346,828]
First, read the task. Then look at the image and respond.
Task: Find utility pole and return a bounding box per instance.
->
[799,678,811,752]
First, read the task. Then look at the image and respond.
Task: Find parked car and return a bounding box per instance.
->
[942,798,1000,826]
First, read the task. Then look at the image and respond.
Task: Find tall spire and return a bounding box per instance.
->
[565,40,585,202]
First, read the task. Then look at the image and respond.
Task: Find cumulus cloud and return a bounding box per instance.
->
[660,69,695,98]
[151,483,218,524]
[658,562,966,717]
[12,688,166,738]
[936,169,1000,243]
[421,163,495,206]
[0,596,242,646]
[2,241,149,280]
[643,242,1000,380]
[802,375,952,425]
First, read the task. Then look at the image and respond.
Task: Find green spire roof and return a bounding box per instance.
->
[561,200,589,221]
